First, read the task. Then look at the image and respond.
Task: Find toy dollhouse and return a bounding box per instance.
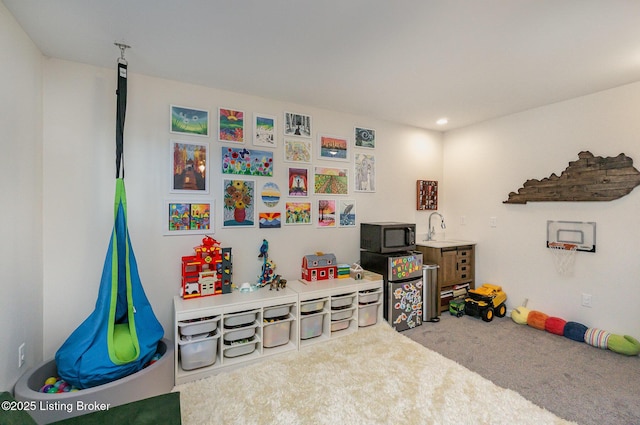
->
[301,252,337,281]
[181,236,233,298]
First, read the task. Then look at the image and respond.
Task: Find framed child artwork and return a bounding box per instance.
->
[288,167,309,197]
[164,200,213,235]
[223,178,255,227]
[283,138,312,164]
[284,202,312,225]
[354,126,375,149]
[253,113,277,148]
[317,199,336,228]
[283,112,312,138]
[354,153,376,192]
[170,140,209,194]
[170,105,209,137]
[318,134,349,162]
[338,199,356,227]
[313,166,348,195]
[219,107,245,143]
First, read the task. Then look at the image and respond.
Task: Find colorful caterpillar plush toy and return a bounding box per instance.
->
[510,300,640,356]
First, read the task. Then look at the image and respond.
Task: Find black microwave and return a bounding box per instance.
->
[360,222,416,253]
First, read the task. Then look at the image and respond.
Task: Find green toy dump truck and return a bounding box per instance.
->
[449,299,466,317]
[463,283,507,322]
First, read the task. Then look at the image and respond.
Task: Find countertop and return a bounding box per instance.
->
[416,240,476,248]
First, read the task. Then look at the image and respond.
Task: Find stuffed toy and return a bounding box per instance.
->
[545,317,567,336]
[527,310,549,330]
[607,335,640,356]
[510,299,530,325]
[583,328,611,349]
[563,321,588,342]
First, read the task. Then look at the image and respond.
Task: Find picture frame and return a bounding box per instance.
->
[283,138,312,164]
[318,134,349,162]
[259,212,281,229]
[313,166,349,195]
[260,182,281,207]
[219,107,245,143]
[253,113,277,148]
[283,112,312,138]
[354,152,376,192]
[316,199,336,228]
[164,200,213,235]
[354,126,375,149]
[170,139,209,194]
[288,167,309,197]
[223,178,255,227]
[170,105,209,137]
[416,180,438,210]
[221,146,274,177]
[285,201,312,225]
[338,199,356,227]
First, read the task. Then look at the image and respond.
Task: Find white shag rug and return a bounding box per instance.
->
[174,323,576,425]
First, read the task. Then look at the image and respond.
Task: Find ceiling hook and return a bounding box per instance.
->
[114,42,131,65]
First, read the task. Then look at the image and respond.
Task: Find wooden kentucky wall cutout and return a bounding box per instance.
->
[504,151,640,204]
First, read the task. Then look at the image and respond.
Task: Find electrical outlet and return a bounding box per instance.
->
[18,343,25,368]
[489,216,497,227]
[460,215,466,226]
[581,293,593,308]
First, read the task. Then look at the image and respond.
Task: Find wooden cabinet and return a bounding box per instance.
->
[417,244,475,312]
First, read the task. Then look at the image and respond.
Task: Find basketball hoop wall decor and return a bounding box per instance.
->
[547,220,596,276]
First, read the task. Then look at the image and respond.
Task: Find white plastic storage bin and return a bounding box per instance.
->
[264,304,292,320]
[359,290,381,304]
[223,324,257,343]
[178,316,219,336]
[263,316,293,348]
[224,338,258,358]
[331,294,355,308]
[179,331,219,371]
[358,304,379,327]
[300,313,324,340]
[224,310,258,327]
[330,320,350,332]
[331,307,354,321]
[300,299,325,314]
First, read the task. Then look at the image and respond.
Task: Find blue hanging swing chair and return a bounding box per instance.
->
[55,57,163,389]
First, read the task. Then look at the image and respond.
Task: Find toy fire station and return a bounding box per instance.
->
[181,236,233,298]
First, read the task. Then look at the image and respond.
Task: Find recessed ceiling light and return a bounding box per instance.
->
[436,118,448,126]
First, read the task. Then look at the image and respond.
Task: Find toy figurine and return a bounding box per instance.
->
[269,274,287,291]
[258,239,277,287]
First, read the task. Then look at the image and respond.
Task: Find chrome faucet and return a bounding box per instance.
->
[427,212,446,241]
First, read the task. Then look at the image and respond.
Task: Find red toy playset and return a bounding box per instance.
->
[301,252,337,281]
[181,236,232,298]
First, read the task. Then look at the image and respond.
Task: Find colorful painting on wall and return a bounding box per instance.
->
[223,179,255,227]
[283,112,312,138]
[261,182,281,207]
[288,167,309,197]
[165,201,212,235]
[318,134,349,161]
[354,153,376,192]
[219,107,245,143]
[170,140,209,194]
[254,113,277,148]
[354,126,375,149]
[338,199,356,227]
[259,212,281,229]
[222,147,274,177]
[283,138,312,163]
[317,199,336,228]
[170,105,209,137]
[313,166,348,195]
[285,202,312,225]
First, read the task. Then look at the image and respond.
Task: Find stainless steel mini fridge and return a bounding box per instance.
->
[360,250,424,331]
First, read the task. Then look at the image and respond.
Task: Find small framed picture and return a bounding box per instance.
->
[283,138,312,164]
[284,112,312,138]
[288,167,309,197]
[318,134,349,162]
[317,199,336,228]
[170,105,209,137]
[164,200,213,235]
[285,201,312,225]
[221,146,274,177]
[222,178,255,227]
[354,153,376,192]
[354,126,375,149]
[259,212,281,229]
[253,113,277,148]
[260,182,281,207]
[170,140,209,194]
[219,107,245,143]
[314,166,349,195]
[338,199,356,227]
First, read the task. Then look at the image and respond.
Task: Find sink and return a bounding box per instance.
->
[418,240,474,248]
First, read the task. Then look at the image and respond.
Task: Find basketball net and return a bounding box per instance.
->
[548,242,577,276]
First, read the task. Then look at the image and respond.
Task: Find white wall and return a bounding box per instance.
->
[0,3,43,391]
[442,83,640,336]
[41,58,443,358]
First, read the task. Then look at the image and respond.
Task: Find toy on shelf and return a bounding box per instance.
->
[257,239,278,288]
[269,274,287,291]
[301,252,337,281]
[181,236,232,298]
[510,300,640,356]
